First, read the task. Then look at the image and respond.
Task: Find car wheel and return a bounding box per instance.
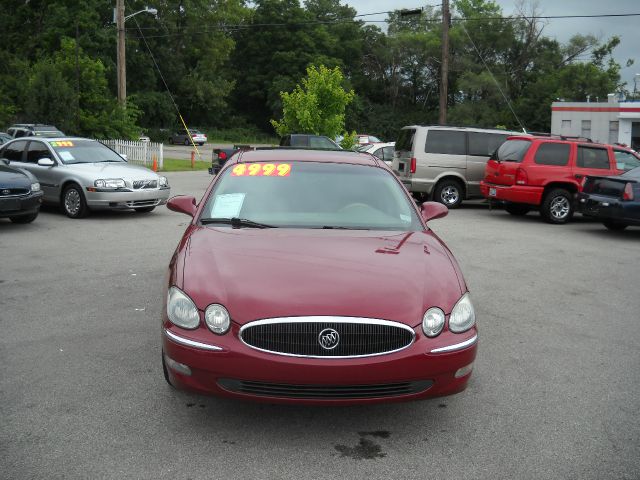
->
[198,143,204,146]
[602,220,628,231]
[62,184,88,219]
[541,188,573,224]
[134,206,155,213]
[184,138,190,146]
[505,203,531,216]
[10,212,39,223]
[162,352,174,388]
[434,179,464,209]
[168,138,174,144]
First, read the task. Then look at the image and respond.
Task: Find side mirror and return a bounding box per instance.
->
[421,201,448,222]
[167,195,197,217]
[120,154,128,161]
[37,158,55,167]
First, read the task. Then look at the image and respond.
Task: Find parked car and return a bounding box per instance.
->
[0,159,43,223]
[7,124,64,138]
[0,137,171,218]
[209,145,255,175]
[169,129,207,146]
[163,148,478,404]
[356,134,383,145]
[357,142,395,166]
[279,134,341,149]
[139,135,151,143]
[0,132,12,145]
[392,125,522,208]
[578,166,640,230]
[480,135,638,224]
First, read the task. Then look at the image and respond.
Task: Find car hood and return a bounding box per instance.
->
[179,227,464,327]
[0,164,31,188]
[64,162,159,180]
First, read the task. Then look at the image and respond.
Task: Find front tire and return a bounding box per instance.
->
[505,203,531,216]
[184,138,190,146]
[62,184,88,219]
[540,188,573,224]
[433,179,464,209]
[168,137,174,144]
[602,220,628,231]
[10,212,39,223]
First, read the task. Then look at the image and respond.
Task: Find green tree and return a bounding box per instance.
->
[271,65,354,139]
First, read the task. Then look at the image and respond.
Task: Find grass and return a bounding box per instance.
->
[159,158,211,172]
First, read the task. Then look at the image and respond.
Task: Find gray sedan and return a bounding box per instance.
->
[0,137,171,218]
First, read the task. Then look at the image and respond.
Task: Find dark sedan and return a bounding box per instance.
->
[0,159,43,223]
[578,166,640,230]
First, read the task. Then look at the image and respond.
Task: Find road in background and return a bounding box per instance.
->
[164,143,276,161]
[1,171,639,479]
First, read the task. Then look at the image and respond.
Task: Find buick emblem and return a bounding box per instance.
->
[318,328,340,350]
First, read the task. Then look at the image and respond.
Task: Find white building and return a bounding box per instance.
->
[550,95,640,150]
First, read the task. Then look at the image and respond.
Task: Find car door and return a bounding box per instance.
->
[24,140,61,202]
[467,132,509,196]
[418,129,466,194]
[573,145,616,186]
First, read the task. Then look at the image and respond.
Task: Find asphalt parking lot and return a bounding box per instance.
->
[1,170,639,480]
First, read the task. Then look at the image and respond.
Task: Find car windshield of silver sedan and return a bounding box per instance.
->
[201,161,422,230]
[48,140,125,164]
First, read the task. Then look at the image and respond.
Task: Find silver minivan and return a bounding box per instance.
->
[392,125,522,208]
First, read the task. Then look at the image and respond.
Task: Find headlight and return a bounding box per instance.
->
[422,307,445,337]
[449,293,476,333]
[94,178,126,189]
[204,304,230,334]
[30,183,41,192]
[158,176,169,187]
[166,287,200,329]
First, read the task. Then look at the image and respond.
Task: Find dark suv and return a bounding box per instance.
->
[279,134,340,149]
[480,135,640,223]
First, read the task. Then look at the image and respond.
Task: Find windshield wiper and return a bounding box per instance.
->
[200,217,277,228]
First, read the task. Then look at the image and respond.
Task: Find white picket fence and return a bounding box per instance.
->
[99,139,164,169]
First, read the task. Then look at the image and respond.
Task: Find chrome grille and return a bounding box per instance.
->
[240,317,415,358]
[132,179,157,189]
[0,188,29,197]
[218,378,433,399]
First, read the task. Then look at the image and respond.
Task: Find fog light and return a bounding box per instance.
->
[164,355,192,376]
[454,362,474,378]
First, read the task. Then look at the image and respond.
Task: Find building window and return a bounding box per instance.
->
[561,120,571,130]
[609,121,619,144]
[581,120,591,139]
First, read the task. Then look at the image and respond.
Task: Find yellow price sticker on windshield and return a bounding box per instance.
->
[50,141,74,147]
[231,163,291,177]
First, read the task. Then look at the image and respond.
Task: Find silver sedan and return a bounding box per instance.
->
[0,137,170,218]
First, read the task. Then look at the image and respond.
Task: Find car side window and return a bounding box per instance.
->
[27,141,53,164]
[577,146,610,169]
[425,130,466,155]
[468,132,508,156]
[534,143,571,166]
[373,148,384,160]
[2,141,28,161]
[310,137,333,149]
[382,146,394,161]
[613,150,640,171]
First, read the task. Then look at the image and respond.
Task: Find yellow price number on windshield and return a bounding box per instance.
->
[231,163,292,177]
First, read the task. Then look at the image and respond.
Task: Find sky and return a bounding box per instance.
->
[343,0,639,94]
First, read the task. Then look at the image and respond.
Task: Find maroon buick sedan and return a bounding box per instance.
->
[163,149,477,404]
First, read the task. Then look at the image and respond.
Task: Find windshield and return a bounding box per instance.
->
[48,140,125,164]
[201,161,422,230]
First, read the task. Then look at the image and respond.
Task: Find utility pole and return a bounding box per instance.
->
[116,0,126,107]
[439,0,450,124]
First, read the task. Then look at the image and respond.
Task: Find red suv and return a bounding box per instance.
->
[480,135,640,223]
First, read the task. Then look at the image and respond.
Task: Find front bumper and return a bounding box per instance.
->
[85,187,171,210]
[480,181,543,205]
[578,193,640,225]
[0,191,43,218]
[162,323,478,405]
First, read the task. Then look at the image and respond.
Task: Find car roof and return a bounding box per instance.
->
[234,148,379,166]
[507,134,617,149]
[403,125,523,134]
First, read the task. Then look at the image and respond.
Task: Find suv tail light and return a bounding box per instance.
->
[623,182,634,201]
[410,157,416,174]
[218,151,227,161]
[515,168,528,185]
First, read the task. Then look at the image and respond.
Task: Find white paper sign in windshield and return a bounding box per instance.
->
[210,193,245,218]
